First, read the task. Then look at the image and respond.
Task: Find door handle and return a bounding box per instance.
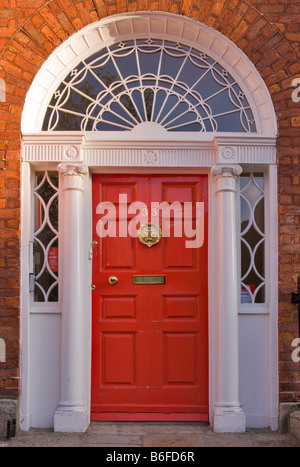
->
[108,275,118,285]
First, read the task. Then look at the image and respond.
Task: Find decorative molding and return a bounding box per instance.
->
[85,147,214,167]
[236,145,276,164]
[212,165,243,177]
[22,134,83,163]
[63,145,79,161]
[211,164,242,192]
[22,134,277,167]
[220,146,236,162]
[142,150,158,166]
[57,163,88,176]
[214,136,276,165]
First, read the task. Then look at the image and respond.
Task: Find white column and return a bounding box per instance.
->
[211,164,246,433]
[54,163,89,433]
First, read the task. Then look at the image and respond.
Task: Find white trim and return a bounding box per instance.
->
[21,12,277,136]
[22,133,277,167]
[20,162,32,431]
[267,164,279,431]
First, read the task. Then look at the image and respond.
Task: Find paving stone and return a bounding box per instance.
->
[117,422,210,436]
[200,433,254,448]
[78,433,142,447]
[143,434,203,447]
[251,433,300,448]
[289,412,300,441]
[1,423,300,447]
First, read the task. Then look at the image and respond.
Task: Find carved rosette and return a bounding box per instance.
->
[220,146,236,163]
[143,150,158,165]
[63,145,80,161]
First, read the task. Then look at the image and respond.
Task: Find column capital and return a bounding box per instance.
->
[211,164,242,178]
[211,165,242,193]
[57,163,88,176]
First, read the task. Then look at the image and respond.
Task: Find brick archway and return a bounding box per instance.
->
[1,1,299,117]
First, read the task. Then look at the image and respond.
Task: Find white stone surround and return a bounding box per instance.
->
[20,12,278,433]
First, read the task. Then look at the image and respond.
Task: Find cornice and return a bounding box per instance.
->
[22,133,277,167]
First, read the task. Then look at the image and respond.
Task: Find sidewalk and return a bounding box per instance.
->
[1,422,300,447]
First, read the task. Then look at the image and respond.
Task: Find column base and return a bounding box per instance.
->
[54,403,89,433]
[213,406,246,433]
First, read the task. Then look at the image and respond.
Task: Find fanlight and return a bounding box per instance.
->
[43,39,256,133]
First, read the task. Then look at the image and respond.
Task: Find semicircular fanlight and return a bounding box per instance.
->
[43,39,256,133]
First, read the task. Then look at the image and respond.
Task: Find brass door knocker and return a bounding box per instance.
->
[138,222,162,248]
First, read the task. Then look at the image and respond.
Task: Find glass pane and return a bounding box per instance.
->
[240,173,265,304]
[33,171,59,303]
[33,240,44,277]
[48,284,59,302]
[49,196,59,232]
[254,198,265,234]
[42,39,257,133]
[240,197,251,233]
[243,225,263,251]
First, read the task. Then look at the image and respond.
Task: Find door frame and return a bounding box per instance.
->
[20,133,278,432]
[19,12,278,432]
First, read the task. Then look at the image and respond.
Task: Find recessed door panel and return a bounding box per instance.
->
[102,333,136,385]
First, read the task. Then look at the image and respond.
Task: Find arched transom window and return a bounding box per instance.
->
[42,39,256,133]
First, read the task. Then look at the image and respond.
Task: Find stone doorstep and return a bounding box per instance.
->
[279,402,300,433]
[0,399,18,434]
[290,411,300,441]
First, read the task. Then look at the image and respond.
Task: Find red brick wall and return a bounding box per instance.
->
[0,0,299,404]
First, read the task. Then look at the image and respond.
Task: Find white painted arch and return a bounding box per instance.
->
[21,11,277,136]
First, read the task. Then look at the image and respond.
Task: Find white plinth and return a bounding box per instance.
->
[54,404,89,433]
[213,407,246,433]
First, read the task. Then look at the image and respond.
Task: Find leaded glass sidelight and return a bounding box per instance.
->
[32,171,59,302]
[240,173,266,304]
[42,39,256,133]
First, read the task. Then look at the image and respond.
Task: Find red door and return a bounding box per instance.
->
[91,174,208,421]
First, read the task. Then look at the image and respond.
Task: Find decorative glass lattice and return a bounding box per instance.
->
[33,171,59,302]
[240,173,265,304]
[42,39,256,133]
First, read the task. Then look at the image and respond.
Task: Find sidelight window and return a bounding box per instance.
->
[31,171,59,302]
[240,172,266,304]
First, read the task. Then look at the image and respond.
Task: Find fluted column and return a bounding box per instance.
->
[54,163,89,433]
[211,164,246,433]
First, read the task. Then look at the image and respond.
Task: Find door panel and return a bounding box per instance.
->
[91,174,208,420]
